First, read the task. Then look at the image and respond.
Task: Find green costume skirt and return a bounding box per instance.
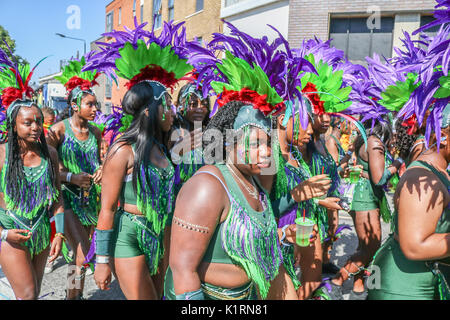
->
[111,209,165,275]
[351,177,383,212]
[368,235,450,300]
[164,266,258,300]
[0,207,50,258]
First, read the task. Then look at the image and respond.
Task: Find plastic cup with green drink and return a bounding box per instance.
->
[295,217,315,247]
[349,166,362,184]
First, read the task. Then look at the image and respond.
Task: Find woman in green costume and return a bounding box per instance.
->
[166,22,305,300]
[268,100,343,300]
[87,21,193,300]
[47,57,102,300]
[170,80,210,189]
[0,52,65,299]
[327,117,403,299]
[368,104,450,300]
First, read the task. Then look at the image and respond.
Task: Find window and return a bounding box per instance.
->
[106,11,114,32]
[133,0,136,17]
[329,17,394,62]
[105,78,112,99]
[168,0,174,21]
[419,15,448,37]
[153,0,162,29]
[140,0,144,23]
[118,8,121,25]
[225,0,245,7]
[196,0,203,12]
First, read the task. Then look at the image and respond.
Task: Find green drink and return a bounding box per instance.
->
[295,217,315,247]
[349,167,362,184]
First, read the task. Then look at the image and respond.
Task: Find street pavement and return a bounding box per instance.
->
[0,210,391,300]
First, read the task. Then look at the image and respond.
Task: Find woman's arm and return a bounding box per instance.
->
[326,137,339,165]
[170,167,228,297]
[48,146,65,262]
[97,144,129,231]
[398,167,450,261]
[367,136,400,185]
[94,143,129,290]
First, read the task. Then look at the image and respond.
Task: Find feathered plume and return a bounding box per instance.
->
[83,18,193,92]
[186,21,315,117]
[413,0,450,34]
[55,55,99,96]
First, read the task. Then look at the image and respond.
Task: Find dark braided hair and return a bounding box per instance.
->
[203,101,245,163]
[5,104,56,206]
[394,120,416,160]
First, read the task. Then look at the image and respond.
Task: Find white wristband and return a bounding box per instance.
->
[1,229,8,241]
[96,255,110,264]
[66,172,72,183]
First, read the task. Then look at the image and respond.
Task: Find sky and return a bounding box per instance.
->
[0,0,110,84]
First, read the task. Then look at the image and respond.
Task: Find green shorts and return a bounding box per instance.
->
[111,209,165,275]
[351,177,382,212]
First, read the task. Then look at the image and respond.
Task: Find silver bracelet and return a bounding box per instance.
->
[1,229,8,241]
[66,172,72,183]
[96,256,110,264]
[280,225,292,247]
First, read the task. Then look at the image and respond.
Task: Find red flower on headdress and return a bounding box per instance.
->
[125,65,178,91]
[217,87,285,116]
[302,82,324,115]
[65,74,99,96]
[1,86,34,108]
[401,114,418,135]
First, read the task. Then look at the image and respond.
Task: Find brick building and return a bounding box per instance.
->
[144,0,223,43]
[101,0,223,107]
[288,0,439,64]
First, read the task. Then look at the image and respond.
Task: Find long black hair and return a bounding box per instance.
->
[5,103,56,204]
[354,115,393,154]
[106,81,167,194]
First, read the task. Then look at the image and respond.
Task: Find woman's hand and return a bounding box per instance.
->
[284,224,319,245]
[71,172,92,189]
[94,262,112,291]
[4,229,31,244]
[342,164,363,179]
[291,174,331,202]
[318,197,343,210]
[92,166,103,185]
[48,236,63,263]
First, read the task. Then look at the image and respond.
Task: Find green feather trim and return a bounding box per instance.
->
[115,40,192,81]
[55,57,97,85]
[211,51,283,106]
[299,54,352,112]
[379,73,421,111]
[434,75,450,99]
[0,63,30,94]
[281,245,301,290]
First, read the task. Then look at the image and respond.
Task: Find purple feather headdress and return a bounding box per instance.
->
[83,17,194,90]
[186,21,315,117]
[413,0,450,34]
